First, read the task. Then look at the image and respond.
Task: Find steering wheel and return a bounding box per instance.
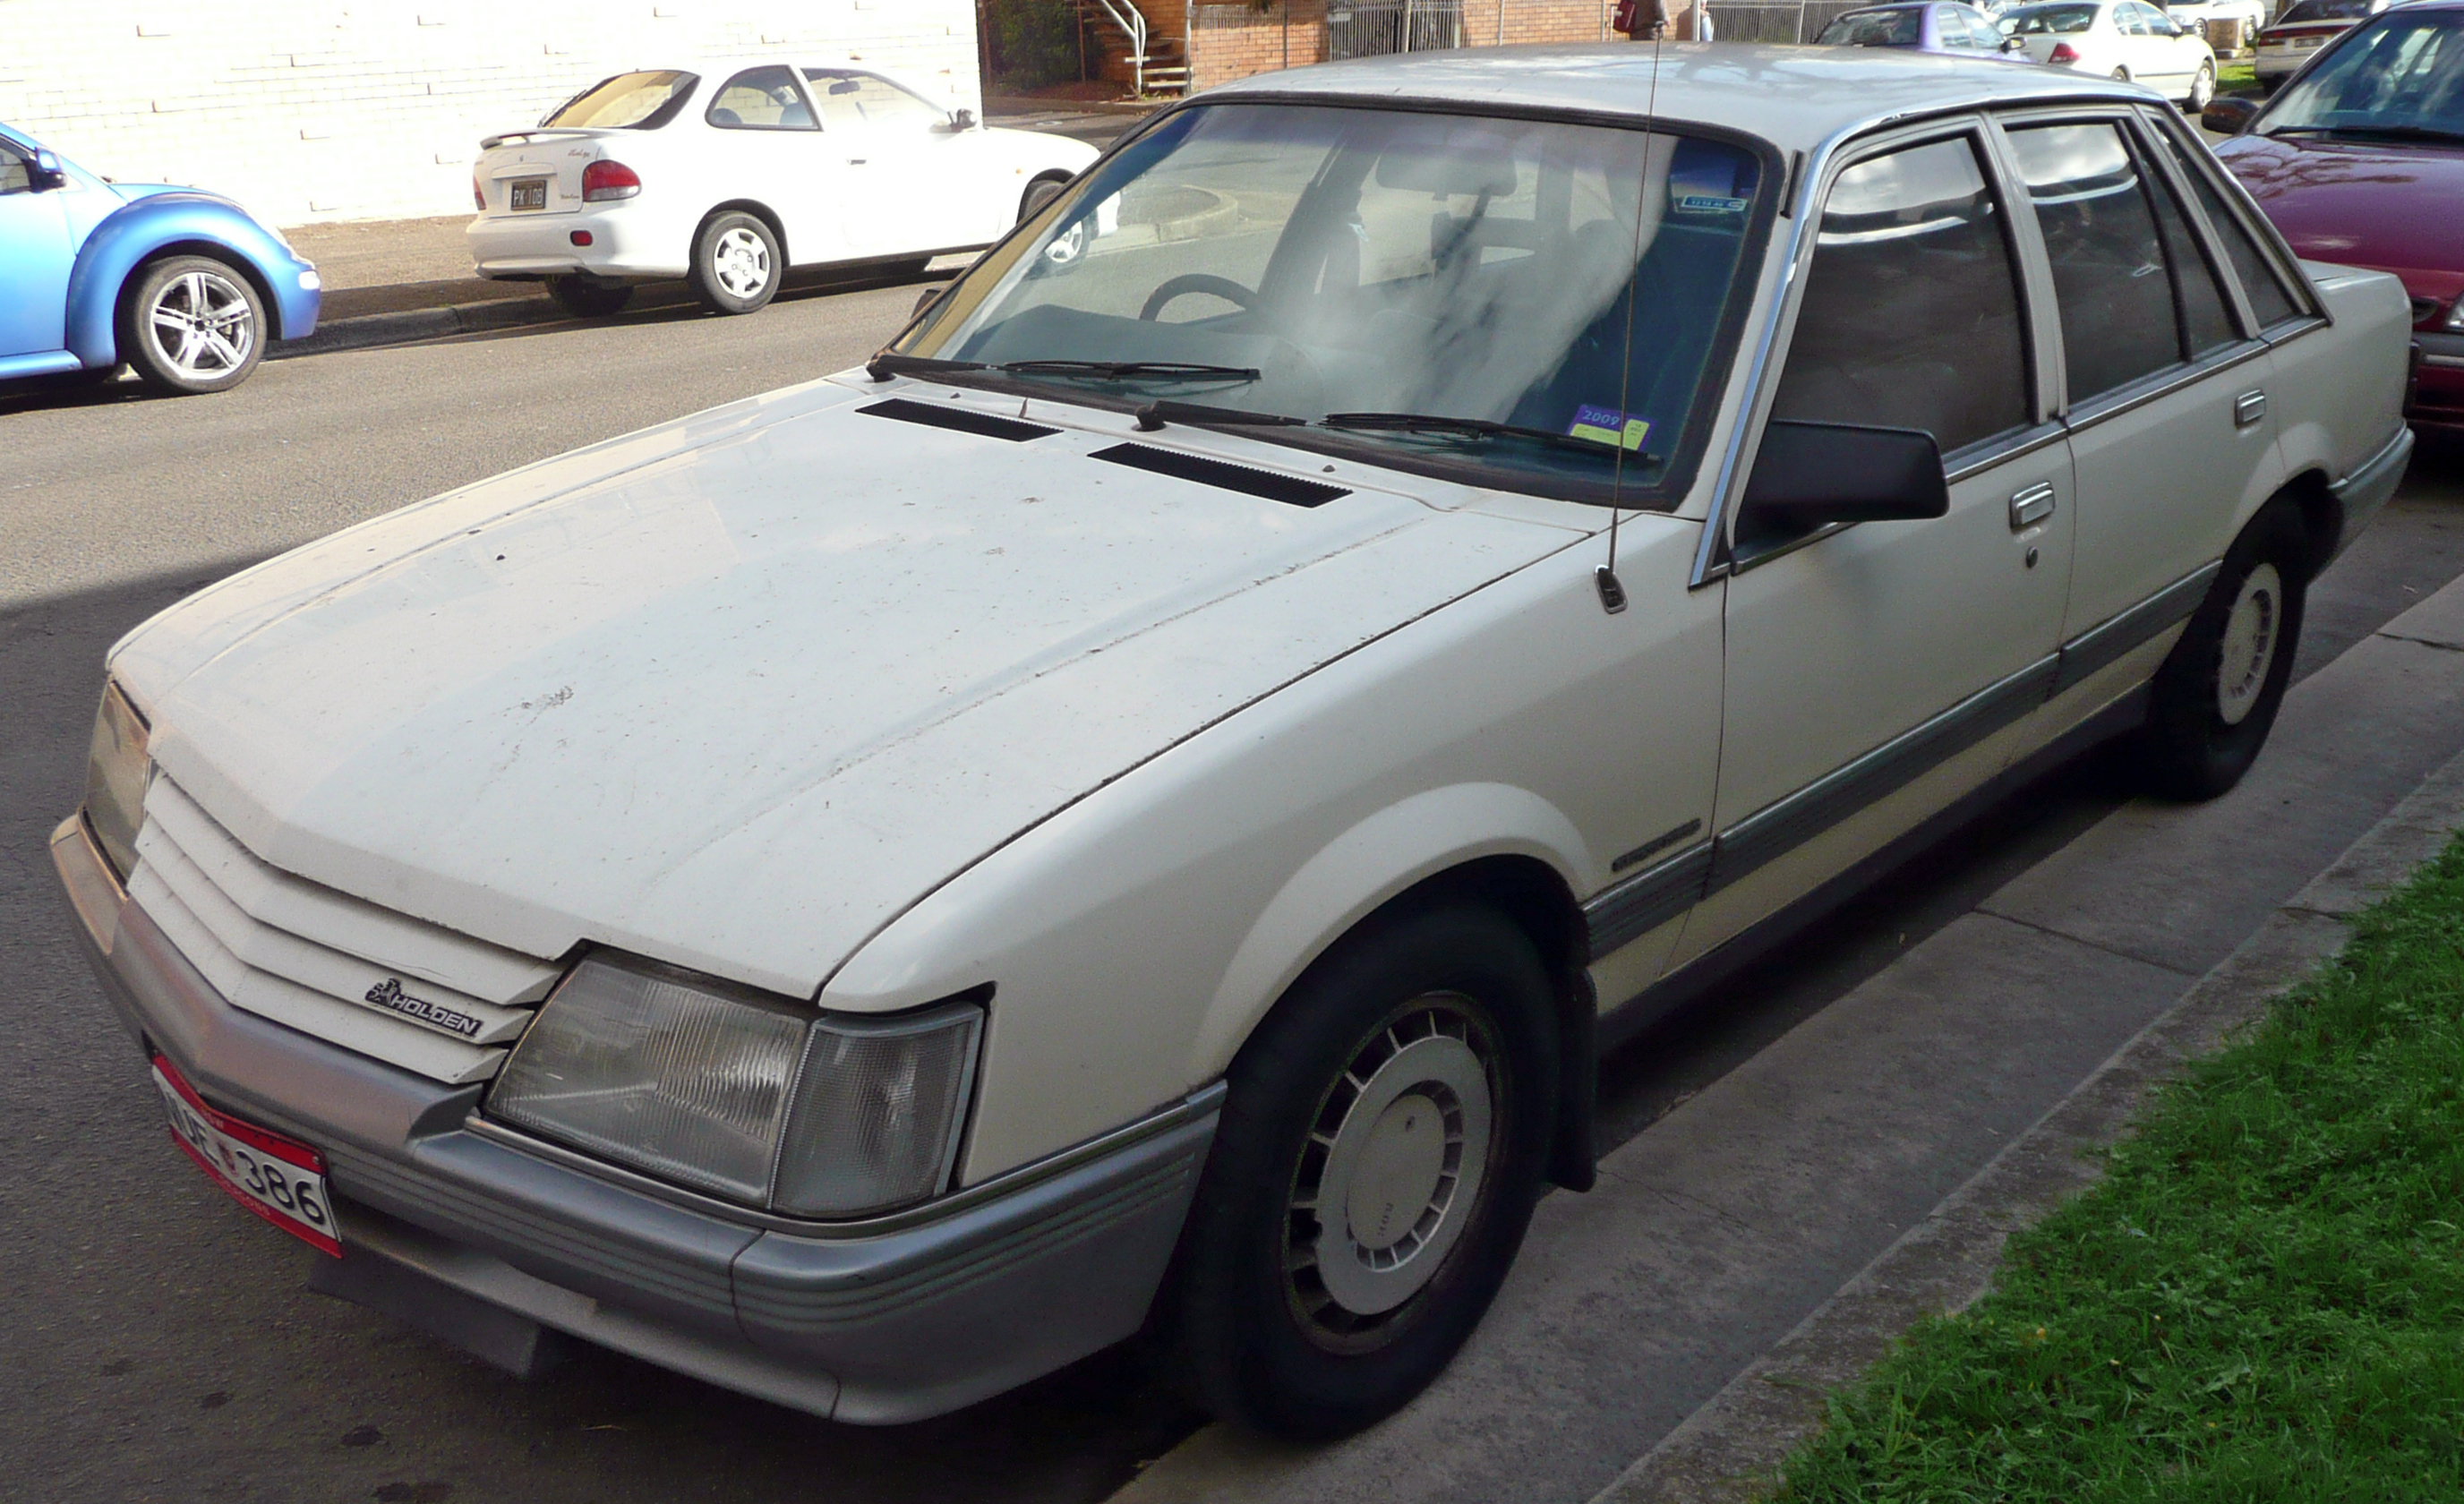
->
[1139,274,1259,322]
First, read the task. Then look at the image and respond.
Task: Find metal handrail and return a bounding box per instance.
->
[1088,0,1150,95]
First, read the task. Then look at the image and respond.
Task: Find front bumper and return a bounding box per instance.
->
[466,207,684,281]
[51,812,1217,1423]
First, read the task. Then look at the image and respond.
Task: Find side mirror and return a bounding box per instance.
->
[2202,95,2263,134]
[29,150,68,192]
[1739,421,1948,540]
[2000,33,2028,50]
[912,282,945,316]
[945,108,979,132]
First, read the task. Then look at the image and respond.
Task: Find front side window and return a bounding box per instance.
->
[900,103,1772,506]
[707,66,816,131]
[543,71,697,130]
[2006,122,2180,404]
[803,70,947,131]
[1769,135,2032,457]
[1935,7,1981,47]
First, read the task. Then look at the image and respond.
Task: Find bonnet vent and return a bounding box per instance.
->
[860,398,1057,442]
[1089,443,1350,508]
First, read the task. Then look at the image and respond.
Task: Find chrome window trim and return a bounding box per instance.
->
[2061,338,2273,437]
[2134,103,2328,326]
[2125,106,2264,340]
[461,1080,1228,1240]
[2263,313,2331,349]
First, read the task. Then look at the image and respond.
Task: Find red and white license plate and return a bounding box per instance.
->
[152,1056,342,1256]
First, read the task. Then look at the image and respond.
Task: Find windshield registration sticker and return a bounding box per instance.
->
[1568,405,1652,452]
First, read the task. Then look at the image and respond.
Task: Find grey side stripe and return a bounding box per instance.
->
[1580,562,2221,961]
[2050,562,2220,696]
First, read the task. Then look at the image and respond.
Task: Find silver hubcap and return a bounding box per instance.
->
[1285,996,1495,1341]
[2216,561,2281,726]
[147,269,254,378]
[712,226,772,299]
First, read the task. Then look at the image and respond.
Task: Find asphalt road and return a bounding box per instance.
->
[4,286,2461,1504]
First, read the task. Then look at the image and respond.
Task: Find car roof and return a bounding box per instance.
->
[1204,42,2160,153]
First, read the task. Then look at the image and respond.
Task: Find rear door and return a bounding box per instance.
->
[1671,123,2075,968]
[0,143,70,357]
[702,64,840,265]
[1995,108,2283,727]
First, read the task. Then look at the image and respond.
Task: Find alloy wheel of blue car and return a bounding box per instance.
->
[122,255,265,393]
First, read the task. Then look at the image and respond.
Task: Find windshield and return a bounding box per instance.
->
[2276,0,2373,21]
[543,71,697,129]
[1818,9,1928,45]
[2265,11,2464,136]
[2006,4,2099,33]
[896,103,1769,506]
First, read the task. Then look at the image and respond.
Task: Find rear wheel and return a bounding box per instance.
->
[546,276,634,318]
[2186,61,2217,109]
[688,211,780,315]
[2135,500,2307,800]
[120,255,265,395]
[1157,902,1557,1440]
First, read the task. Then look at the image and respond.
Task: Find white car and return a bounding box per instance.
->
[2003,0,2223,103]
[466,63,1098,316]
[61,47,2410,1440]
[2159,0,2268,44]
[2254,0,2397,83]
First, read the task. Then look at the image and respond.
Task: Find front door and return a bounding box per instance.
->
[701,65,837,266]
[807,69,997,256]
[1671,124,2076,967]
[0,144,71,357]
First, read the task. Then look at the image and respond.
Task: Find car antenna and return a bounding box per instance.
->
[1597,24,1664,617]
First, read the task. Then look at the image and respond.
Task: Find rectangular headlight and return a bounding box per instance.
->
[488,954,984,1217]
[84,681,151,880]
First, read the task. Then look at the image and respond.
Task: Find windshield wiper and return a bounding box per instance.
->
[866,351,985,381]
[2267,124,2464,143]
[1320,411,1622,458]
[998,360,1264,382]
[1133,398,1307,432]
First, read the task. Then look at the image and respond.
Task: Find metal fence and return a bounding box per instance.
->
[1700,0,1866,41]
[1326,0,1470,60]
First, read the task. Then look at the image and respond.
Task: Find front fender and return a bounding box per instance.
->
[1186,782,1591,1085]
[64,192,320,367]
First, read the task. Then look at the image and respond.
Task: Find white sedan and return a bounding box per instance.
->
[466,63,1098,316]
[2004,0,2222,103]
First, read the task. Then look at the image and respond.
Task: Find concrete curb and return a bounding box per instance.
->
[1585,745,2464,1504]
[271,284,708,361]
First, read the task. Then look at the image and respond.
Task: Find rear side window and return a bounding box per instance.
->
[708,66,817,131]
[1771,135,2033,455]
[803,70,947,131]
[2138,136,2240,355]
[2153,129,2306,327]
[543,71,697,130]
[2006,122,2180,404]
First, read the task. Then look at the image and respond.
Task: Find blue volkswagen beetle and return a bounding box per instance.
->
[2,122,321,395]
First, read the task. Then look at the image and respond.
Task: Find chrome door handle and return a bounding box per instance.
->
[2009,481,2057,530]
[2234,389,2267,427]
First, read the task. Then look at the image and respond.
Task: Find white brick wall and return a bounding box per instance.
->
[0,0,982,226]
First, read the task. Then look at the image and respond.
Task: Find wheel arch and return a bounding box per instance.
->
[65,196,299,365]
[1018,168,1074,223]
[699,199,790,267]
[2274,466,2344,582]
[1190,784,1600,1193]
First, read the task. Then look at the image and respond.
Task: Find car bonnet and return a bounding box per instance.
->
[112,380,1580,997]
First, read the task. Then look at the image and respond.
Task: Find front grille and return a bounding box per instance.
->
[127,776,561,1085]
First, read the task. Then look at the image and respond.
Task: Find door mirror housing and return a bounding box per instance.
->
[944,107,979,132]
[1738,421,1949,542]
[2202,95,2262,135]
[2000,32,2028,50]
[29,150,68,192]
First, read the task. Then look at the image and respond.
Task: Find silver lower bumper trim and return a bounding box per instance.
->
[2327,425,2415,568]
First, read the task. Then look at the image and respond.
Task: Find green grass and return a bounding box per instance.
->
[2219,57,2263,97]
[1773,836,2464,1503]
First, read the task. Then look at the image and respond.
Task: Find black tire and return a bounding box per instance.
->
[688,210,781,315]
[1020,174,1069,223]
[546,276,634,318]
[2135,500,2308,800]
[1157,902,1558,1440]
[118,255,266,395]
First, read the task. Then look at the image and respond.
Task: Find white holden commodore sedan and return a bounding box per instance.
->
[60,47,2410,1439]
[466,63,1098,317]
[2002,0,2222,106]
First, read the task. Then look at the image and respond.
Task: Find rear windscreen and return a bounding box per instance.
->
[2277,0,2372,21]
[542,71,697,129]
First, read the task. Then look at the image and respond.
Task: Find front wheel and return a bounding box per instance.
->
[2135,500,2307,800]
[1156,902,1557,1440]
[120,256,265,395]
[1019,175,1069,223]
[2186,61,2217,109]
[688,211,780,315]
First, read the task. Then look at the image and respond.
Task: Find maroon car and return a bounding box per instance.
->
[2207,0,2464,432]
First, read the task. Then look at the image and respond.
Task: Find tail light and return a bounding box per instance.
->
[582,159,641,202]
[473,172,485,211]
[2049,40,2081,62]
